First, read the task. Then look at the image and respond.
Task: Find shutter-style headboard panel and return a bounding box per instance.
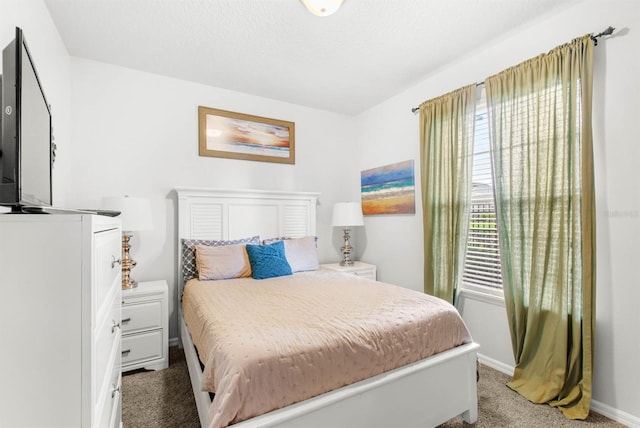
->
[190,203,224,239]
[175,187,320,303]
[176,187,318,240]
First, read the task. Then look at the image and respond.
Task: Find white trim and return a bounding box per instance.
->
[477,353,514,376]
[476,353,640,427]
[169,337,180,348]
[591,400,640,428]
[458,286,505,307]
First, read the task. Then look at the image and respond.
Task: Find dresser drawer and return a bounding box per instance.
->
[122,330,164,367]
[95,291,121,402]
[108,379,123,428]
[94,229,122,311]
[98,345,122,428]
[122,301,162,333]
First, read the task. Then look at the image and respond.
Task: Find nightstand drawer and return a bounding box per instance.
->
[122,301,162,333]
[122,330,164,366]
[346,267,374,279]
[321,262,377,281]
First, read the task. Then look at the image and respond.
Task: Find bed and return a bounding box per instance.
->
[175,187,479,428]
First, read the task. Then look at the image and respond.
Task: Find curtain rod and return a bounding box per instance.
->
[410,26,615,114]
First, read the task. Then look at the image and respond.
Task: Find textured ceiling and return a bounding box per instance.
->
[44,0,578,115]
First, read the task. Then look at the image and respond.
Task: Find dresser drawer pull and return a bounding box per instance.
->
[122,349,131,356]
[111,256,122,268]
[122,317,131,324]
[111,385,121,399]
[111,320,121,334]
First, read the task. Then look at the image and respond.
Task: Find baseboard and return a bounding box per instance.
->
[478,353,639,427]
[477,353,514,376]
[591,400,640,428]
[169,337,180,348]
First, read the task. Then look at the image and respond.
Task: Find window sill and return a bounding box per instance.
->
[459,284,505,307]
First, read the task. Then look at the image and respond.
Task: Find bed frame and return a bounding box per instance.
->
[175,187,479,428]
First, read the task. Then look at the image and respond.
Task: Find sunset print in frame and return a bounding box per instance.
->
[361,160,416,215]
[198,106,295,164]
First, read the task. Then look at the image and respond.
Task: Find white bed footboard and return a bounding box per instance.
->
[181,313,478,428]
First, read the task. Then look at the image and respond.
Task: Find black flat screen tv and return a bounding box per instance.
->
[0,27,53,212]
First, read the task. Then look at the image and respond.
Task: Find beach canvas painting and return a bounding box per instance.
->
[361,160,416,215]
[198,106,295,164]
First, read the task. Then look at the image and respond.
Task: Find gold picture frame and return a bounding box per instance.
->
[198,106,295,164]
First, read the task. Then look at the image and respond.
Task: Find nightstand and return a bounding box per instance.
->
[121,280,169,372]
[320,261,377,281]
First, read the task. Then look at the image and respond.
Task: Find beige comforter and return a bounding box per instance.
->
[182,270,472,428]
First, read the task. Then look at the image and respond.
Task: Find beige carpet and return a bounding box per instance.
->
[122,346,200,427]
[437,366,625,428]
[122,347,625,427]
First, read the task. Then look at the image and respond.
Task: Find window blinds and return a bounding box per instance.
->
[462,90,503,289]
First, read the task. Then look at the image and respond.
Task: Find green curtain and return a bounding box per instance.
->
[485,35,595,419]
[419,85,476,303]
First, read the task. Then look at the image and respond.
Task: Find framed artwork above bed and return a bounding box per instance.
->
[198,106,295,164]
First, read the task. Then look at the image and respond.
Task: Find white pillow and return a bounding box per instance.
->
[283,236,319,272]
[195,244,252,281]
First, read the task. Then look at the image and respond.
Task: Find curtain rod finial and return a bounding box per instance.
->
[591,26,615,45]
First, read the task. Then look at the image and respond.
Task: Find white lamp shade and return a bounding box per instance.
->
[332,202,364,227]
[300,0,344,16]
[102,196,153,232]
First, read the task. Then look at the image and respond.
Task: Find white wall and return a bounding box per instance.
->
[0,0,71,208]
[67,58,359,341]
[356,0,640,424]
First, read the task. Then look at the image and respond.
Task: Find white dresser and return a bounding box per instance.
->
[121,280,169,372]
[0,214,123,428]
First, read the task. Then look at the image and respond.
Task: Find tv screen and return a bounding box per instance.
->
[0,27,52,210]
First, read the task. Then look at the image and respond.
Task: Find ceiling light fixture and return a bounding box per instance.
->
[300,0,344,17]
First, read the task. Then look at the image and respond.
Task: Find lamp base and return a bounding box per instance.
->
[122,278,138,290]
[121,232,139,290]
[340,227,355,266]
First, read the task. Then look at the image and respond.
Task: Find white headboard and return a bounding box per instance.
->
[175,187,320,299]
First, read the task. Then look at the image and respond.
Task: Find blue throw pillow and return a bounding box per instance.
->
[245,241,292,280]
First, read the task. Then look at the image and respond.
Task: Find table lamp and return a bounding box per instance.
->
[103,196,152,289]
[332,202,364,266]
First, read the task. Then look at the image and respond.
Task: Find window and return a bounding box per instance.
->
[461,88,503,292]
